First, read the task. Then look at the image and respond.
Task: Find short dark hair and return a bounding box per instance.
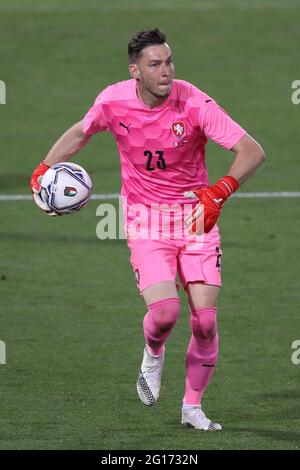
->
[128,28,167,63]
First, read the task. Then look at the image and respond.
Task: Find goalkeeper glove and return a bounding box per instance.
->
[184,175,239,234]
[30,160,57,215]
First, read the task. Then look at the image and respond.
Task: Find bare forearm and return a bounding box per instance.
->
[228,134,266,185]
[228,148,265,185]
[44,120,91,166]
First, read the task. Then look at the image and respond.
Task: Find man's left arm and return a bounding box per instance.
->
[185,133,266,234]
[227,133,266,185]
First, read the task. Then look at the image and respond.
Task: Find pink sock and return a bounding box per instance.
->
[143,298,180,355]
[183,307,218,405]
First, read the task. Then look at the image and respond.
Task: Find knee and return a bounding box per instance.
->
[190,308,217,340]
[149,298,180,332]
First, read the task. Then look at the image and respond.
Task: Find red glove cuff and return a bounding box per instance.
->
[30,160,50,192]
[210,175,239,203]
[38,161,50,173]
[218,175,239,196]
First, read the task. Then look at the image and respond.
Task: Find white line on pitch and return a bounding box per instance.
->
[0,192,300,202]
[233,192,300,198]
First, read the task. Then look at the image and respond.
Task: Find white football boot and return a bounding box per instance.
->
[137,346,165,406]
[181,405,222,431]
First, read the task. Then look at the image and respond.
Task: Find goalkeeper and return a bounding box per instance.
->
[31,28,265,431]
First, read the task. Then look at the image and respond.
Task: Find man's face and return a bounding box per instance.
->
[131,43,174,99]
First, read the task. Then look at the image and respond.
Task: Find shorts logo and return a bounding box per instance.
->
[172,121,186,139]
[216,246,222,271]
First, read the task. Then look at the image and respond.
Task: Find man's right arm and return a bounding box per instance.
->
[43,119,91,166]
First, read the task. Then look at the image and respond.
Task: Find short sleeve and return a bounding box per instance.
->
[82,91,108,136]
[199,100,246,150]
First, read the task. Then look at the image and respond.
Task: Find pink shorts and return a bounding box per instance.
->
[128,227,222,293]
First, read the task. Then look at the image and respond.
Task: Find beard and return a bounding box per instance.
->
[147,83,172,99]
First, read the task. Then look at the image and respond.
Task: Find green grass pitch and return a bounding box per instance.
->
[0,0,300,450]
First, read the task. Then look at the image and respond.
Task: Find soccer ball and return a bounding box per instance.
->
[40,162,92,214]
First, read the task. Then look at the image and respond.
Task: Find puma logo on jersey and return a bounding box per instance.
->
[119,122,131,132]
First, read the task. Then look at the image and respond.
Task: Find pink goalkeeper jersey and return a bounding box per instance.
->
[83,79,246,207]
